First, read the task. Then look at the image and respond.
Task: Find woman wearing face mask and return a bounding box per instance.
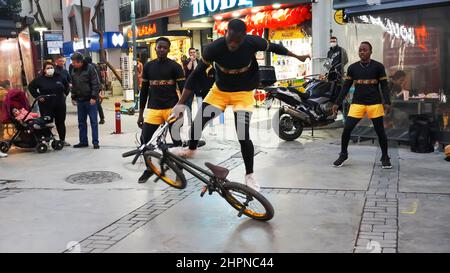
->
[28,61,70,144]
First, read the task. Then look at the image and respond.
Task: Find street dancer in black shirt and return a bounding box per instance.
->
[332,42,392,169]
[171,19,310,191]
[137,37,186,183]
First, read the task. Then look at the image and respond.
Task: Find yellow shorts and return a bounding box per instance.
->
[145,108,172,125]
[203,84,255,112]
[348,104,385,119]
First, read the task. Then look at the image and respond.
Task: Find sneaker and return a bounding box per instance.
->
[93,143,100,149]
[73,143,89,148]
[0,152,7,158]
[99,119,105,124]
[138,170,154,183]
[245,173,260,192]
[63,141,71,147]
[197,140,206,148]
[333,153,348,167]
[170,146,196,158]
[381,156,393,169]
[182,140,206,148]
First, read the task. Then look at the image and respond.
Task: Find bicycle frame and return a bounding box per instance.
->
[142,121,226,192]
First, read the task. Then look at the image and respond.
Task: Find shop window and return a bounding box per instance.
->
[120,0,149,23]
[344,6,449,98]
[342,5,450,132]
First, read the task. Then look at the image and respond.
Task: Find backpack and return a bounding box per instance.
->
[409,114,436,153]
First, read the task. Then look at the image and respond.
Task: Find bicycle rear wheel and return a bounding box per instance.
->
[144,151,187,189]
[222,182,274,221]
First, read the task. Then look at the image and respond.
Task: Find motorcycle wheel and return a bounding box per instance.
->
[272,109,304,141]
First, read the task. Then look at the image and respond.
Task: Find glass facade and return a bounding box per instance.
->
[341,5,450,135]
[120,0,149,23]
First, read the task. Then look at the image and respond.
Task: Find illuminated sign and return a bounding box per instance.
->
[358,15,415,45]
[44,33,63,41]
[63,32,127,56]
[180,0,311,22]
[111,33,124,47]
[128,24,158,39]
[191,0,253,17]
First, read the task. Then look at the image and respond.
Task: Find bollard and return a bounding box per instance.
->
[114,102,122,134]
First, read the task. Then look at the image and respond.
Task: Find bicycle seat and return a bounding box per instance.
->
[205,162,229,179]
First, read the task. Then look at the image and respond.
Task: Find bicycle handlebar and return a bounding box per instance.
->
[132,151,141,165]
[122,149,139,158]
[123,118,174,165]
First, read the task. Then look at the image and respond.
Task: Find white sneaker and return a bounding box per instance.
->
[245,173,260,192]
[169,146,196,158]
[0,152,7,158]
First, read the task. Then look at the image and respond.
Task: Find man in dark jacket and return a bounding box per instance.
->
[54,55,72,84]
[84,56,105,124]
[70,52,100,149]
[54,55,72,146]
[327,36,348,81]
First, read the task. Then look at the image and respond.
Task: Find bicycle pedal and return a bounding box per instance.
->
[237,206,245,217]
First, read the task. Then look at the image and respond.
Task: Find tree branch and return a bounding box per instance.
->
[91,0,123,85]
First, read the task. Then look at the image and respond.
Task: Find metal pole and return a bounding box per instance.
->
[40,30,44,70]
[80,0,89,55]
[131,0,138,109]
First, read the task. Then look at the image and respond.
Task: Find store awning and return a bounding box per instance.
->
[333,0,450,15]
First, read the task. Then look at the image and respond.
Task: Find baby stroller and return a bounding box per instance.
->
[0,90,64,154]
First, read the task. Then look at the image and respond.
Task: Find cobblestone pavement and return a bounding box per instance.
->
[1,99,449,253]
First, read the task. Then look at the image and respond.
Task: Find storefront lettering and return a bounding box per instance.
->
[192,0,253,17]
[359,15,415,46]
[128,24,158,39]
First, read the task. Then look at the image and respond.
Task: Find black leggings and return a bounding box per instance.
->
[39,99,66,141]
[341,116,388,158]
[189,103,254,174]
[141,122,183,167]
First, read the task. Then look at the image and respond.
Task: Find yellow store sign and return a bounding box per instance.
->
[269,25,305,40]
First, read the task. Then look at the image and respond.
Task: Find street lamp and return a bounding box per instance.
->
[34,25,48,70]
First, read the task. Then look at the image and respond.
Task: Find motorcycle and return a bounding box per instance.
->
[263,59,342,141]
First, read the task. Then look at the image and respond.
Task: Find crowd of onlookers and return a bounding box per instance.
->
[0,47,215,159]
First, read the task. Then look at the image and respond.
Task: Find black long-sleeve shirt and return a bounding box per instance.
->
[140,58,185,110]
[185,35,290,92]
[28,73,69,99]
[335,60,391,106]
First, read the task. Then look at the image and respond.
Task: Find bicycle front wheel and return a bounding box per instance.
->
[144,151,187,189]
[222,182,274,221]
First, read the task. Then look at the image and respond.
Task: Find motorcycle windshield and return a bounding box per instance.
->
[308,81,333,99]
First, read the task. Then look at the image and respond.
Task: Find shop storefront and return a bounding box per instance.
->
[123,17,192,63]
[179,0,313,86]
[334,0,450,144]
[0,22,36,141]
